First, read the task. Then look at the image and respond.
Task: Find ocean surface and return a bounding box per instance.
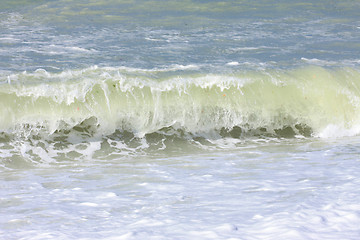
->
[1,0,360,239]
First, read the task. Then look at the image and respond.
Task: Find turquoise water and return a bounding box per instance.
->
[1,1,360,239]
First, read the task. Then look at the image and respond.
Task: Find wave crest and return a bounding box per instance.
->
[1,65,360,139]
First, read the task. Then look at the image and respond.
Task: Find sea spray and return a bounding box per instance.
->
[1,66,360,139]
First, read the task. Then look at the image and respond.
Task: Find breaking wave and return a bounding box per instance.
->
[1,65,360,141]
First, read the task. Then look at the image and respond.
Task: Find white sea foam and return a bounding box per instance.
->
[226,61,240,66]
[301,58,337,66]
[1,66,360,140]
[318,124,360,138]
[3,136,360,239]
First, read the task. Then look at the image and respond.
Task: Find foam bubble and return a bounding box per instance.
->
[226,61,240,66]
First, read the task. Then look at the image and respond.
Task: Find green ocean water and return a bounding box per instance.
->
[1,66,360,139]
[1,1,360,239]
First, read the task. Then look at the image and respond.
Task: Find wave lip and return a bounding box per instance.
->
[1,65,360,139]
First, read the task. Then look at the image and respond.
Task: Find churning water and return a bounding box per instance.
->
[1,1,360,239]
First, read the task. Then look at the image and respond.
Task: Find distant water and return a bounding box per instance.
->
[1,1,360,239]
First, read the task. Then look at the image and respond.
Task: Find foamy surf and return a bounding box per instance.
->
[1,65,360,140]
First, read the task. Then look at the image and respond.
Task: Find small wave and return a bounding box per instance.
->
[301,58,337,66]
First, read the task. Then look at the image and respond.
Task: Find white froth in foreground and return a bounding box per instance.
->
[1,137,360,239]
